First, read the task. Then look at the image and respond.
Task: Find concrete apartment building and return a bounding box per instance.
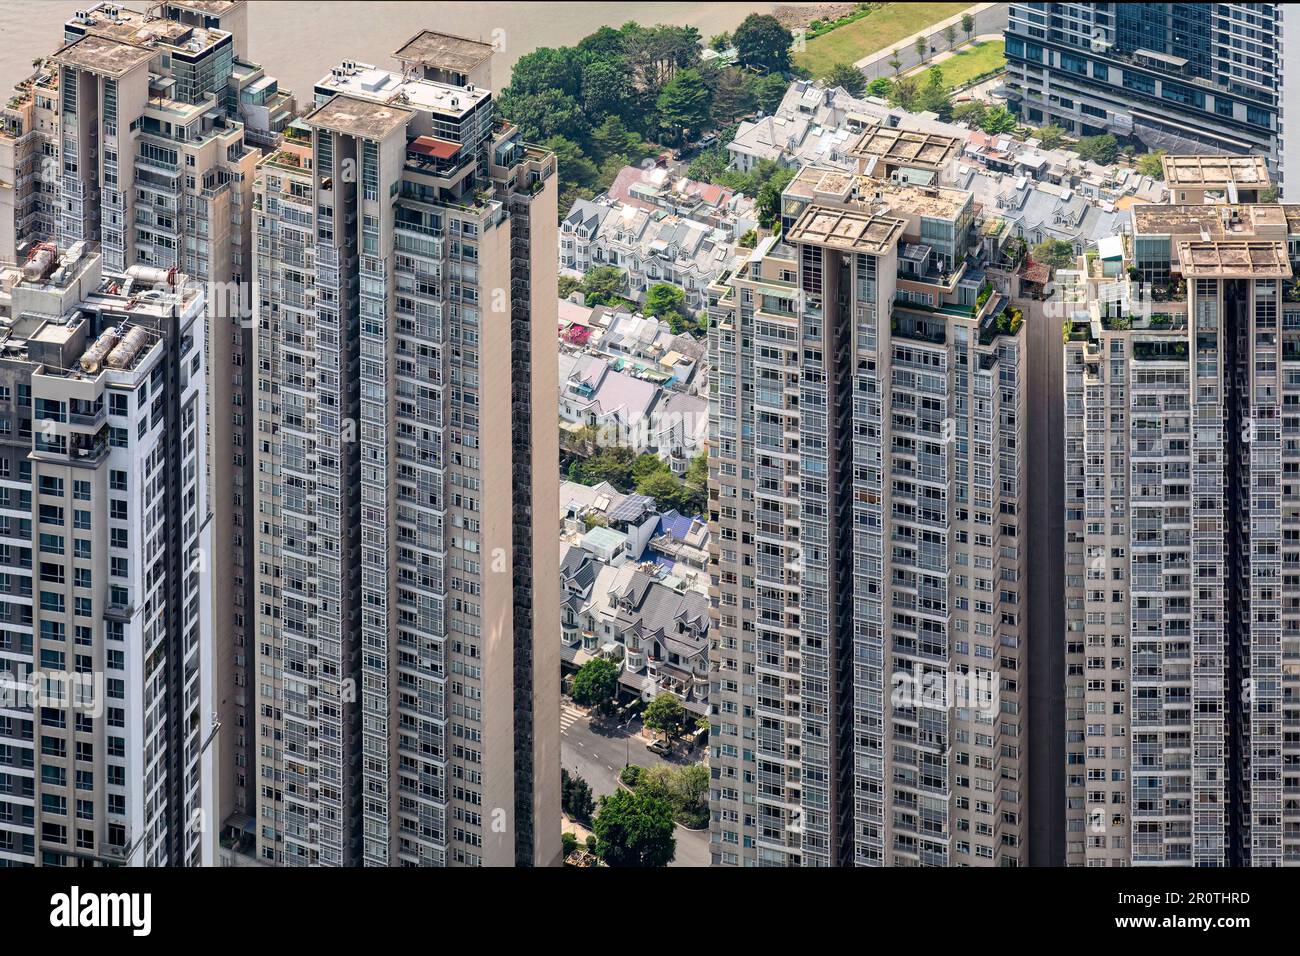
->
[0,1,294,861]
[252,32,560,867]
[1063,155,1300,866]
[0,245,216,866]
[707,125,1029,866]
[1004,3,1300,196]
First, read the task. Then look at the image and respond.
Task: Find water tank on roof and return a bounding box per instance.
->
[106,326,150,370]
[80,327,121,374]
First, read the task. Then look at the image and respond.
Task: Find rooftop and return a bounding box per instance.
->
[52,34,157,78]
[849,123,962,171]
[313,62,490,117]
[786,204,906,254]
[1161,154,1271,188]
[392,30,495,74]
[1175,240,1292,278]
[305,94,412,140]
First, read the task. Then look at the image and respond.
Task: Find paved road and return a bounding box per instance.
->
[856,2,1008,80]
[560,701,711,867]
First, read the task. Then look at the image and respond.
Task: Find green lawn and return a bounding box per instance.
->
[794,2,974,76]
[910,38,1006,89]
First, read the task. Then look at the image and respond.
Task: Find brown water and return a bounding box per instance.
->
[0,1,809,95]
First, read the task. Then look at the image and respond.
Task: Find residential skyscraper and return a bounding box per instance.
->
[0,245,215,867]
[708,126,1029,866]
[0,0,293,862]
[1004,3,1300,196]
[1063,155,1300,865]
[251,33,561,867]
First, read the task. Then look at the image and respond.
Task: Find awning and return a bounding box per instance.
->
[409,135,460,160]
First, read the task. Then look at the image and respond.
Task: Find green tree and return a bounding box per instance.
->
[918,66,953,120]
[507,46,582,98]
[644,282,689,323]
[1032,238,1076,268]
[543,135,599,192]
[823,62,866,97]
[979,104,1017,134]
[637,469,694,513]
[750,72,789,113]
[866,76,893,98]
[709,32,731,52]
[888,75,921,112]
[756,164,795,229]
[1137,149,1166,179]
[915,35,927,62]
[558,274,582,298]
[1076,133,1119,165]
[706,66,758,125]
[944,24,958,50]
[581,57,634,117]
[631,452,670,484]
[592,788,676,867]
[561,768,596,822]
[685,451,708,495]
[656,68,712,144]
[496,87,589,143]
[961,12,975,43]
[581,265,628,307]
[732,13,793,74]
[952,100,987,127]
[1034,124,1066,150]
[571,657,620,709]
[888,49,902,75]
[643,692,688,741]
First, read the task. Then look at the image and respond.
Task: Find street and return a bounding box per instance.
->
[560,701,711,867]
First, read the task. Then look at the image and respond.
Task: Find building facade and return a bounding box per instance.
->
[1004,3,1299,196]
[708,127,1029,866]
[0,0,295,862]
[1063,156,1300,865]
[0,246,215,866]
[252,33,560,867]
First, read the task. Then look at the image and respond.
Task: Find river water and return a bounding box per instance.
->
[1,1,811,96]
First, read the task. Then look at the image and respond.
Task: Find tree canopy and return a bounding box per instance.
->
[732,13,793,74]
[592,788,676,867]
[571,657,620,709]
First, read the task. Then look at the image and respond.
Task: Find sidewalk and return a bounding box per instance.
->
[854,2,1001,72]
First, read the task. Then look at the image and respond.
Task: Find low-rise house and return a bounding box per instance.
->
[653,391,708,475]
[558,353,659,437]
[610,570,710,716]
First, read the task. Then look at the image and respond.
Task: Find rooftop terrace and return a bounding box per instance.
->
[848,123,962,172]
[305,94,412,140]
[1175,240,1293,278]
[787,204,906,254]
[53,34,157,78]
[393,30,495,75]
[1161,154,1271,188]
